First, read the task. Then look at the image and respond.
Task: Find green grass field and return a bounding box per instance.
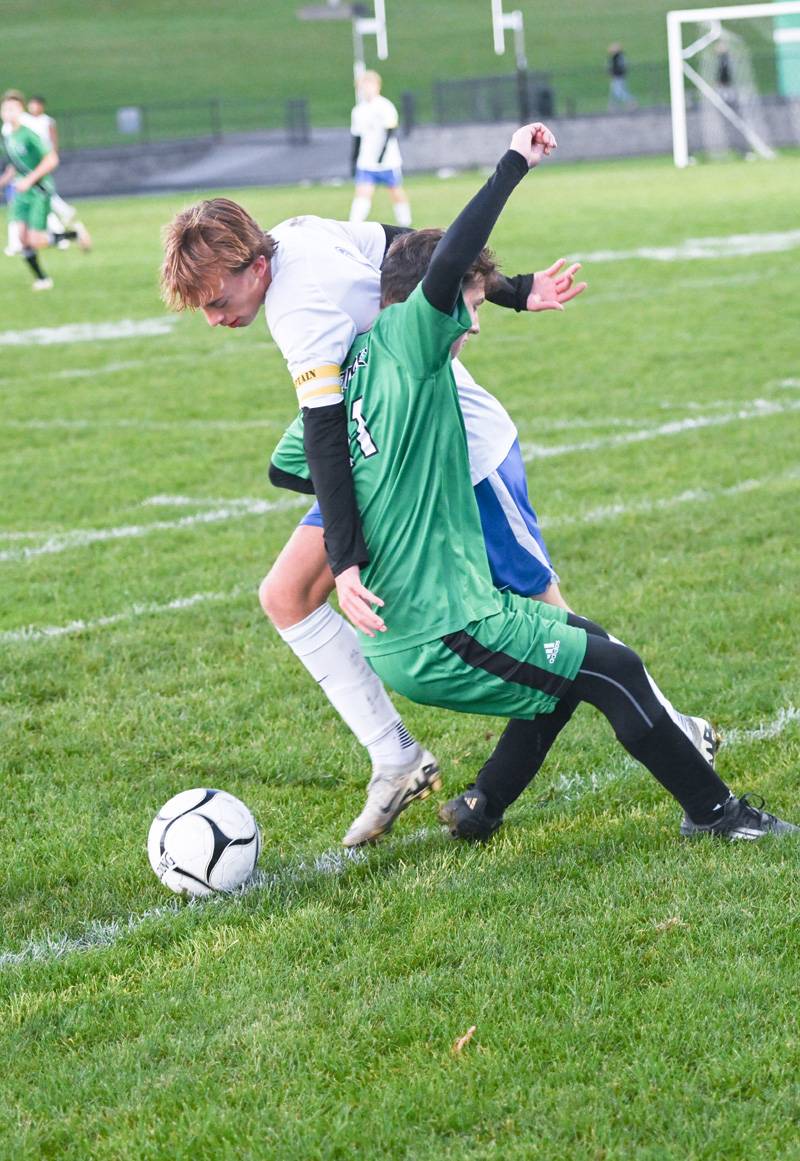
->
[3,0,780,142]
[2,151,800,1158]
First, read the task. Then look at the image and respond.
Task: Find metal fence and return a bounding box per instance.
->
[56,97,310,151]
[52,52,784,152]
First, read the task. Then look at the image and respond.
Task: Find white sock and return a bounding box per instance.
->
[393,199,412,227]
[349,195,371,223]
[278,604,420,769]
[51,194,76,226]
[6,220,22,252]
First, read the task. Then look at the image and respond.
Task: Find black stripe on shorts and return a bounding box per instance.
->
[441,629,572,699]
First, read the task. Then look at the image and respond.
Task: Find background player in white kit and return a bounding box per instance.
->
[161,198,714,845]
[349,70,412,228]
[2,93,90,255]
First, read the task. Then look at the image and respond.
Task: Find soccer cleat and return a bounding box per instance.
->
[684,715,721,767]
[680,793,800,841]
[438,787,503,842]
[75,222,92,252]
[342,749,441,847]
[32,277,54,291]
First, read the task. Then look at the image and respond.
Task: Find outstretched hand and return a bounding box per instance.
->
[509,122,557,168]
[527,259,588,312]
[334,564,386,637]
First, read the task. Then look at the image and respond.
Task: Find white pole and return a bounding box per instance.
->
[667,11,690,167]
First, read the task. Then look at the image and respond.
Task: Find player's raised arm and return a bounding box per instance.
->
[422,122,557,317]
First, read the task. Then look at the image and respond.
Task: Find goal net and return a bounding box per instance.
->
[667,2,800,165]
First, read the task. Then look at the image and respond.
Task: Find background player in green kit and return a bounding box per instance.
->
[271,122,798,845]
[0,89,81,289]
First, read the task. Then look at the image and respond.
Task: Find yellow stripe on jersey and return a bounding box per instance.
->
[294,364,342,406]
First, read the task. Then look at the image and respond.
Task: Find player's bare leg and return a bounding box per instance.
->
[260,524,439,845]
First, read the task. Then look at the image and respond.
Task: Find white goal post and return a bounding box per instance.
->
[667,0,800,166]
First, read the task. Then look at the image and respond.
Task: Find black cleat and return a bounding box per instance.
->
[680,793,800,841]
[438,787,503,842]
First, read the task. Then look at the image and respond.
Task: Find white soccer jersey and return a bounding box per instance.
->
[265,215,386,408]
[1,112,45,142]
[350,96,402,171]
[263,215,517,481]
[25,113,55,147]
[451,359,517,486]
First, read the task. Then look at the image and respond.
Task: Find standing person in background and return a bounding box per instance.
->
[25,95,91,250]
[0,90,85,289]
[349,70,412,227]
[607,44,636,109]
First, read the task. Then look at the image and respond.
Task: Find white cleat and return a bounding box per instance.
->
[342,749,441,847]
[685,715,721,767]
[75,222,92,252]
[32,277,54,291]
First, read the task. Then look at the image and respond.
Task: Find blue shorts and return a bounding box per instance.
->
[355,167,403,188]
[299,438,557,598]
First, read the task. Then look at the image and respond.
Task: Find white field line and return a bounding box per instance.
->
[0,470,787,645]
[0,588,250,644]
[574,228,800,263]
[3,461,798,585]
[3,417,284,432]
[2,707,798,971]
[0,340,275,386]
[0,496,309,564]
[520,397,800,461]
[0,317,180,347]
[537,467,800,531]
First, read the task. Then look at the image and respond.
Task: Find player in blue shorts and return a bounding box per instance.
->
[349,71,412,228]
[271,123,798,848]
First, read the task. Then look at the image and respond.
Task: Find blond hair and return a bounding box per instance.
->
[160,197,276,311]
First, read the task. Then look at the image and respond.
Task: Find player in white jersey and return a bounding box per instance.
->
[26,96,89,248]
[161,197,718,846]
[349,71,411,228]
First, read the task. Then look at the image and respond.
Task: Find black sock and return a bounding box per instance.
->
[49,229,78,245]
[474,699,576,815]
[22,248,46,280]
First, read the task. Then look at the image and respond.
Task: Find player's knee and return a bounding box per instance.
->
[258,568,322,629]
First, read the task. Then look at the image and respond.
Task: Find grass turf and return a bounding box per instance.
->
[3,0,779,140]
[1,151,800,1158]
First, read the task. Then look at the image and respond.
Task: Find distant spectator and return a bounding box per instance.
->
[349,70,411,227]
[608,43,636,109]
[715,41,736,104]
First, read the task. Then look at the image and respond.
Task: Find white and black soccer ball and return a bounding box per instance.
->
[148,788,261,897]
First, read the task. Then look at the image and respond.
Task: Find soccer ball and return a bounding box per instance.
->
[148,788,261,897]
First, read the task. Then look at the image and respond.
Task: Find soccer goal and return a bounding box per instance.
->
[667,1,800,166]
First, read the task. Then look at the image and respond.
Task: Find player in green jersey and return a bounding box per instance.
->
[271,122,797,845]
[0,90,82,289]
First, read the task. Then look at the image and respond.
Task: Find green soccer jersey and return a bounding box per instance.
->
[4,124,55,193]
[271,284,505,656]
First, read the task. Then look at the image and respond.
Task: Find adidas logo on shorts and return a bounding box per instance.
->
[543,640,560,665]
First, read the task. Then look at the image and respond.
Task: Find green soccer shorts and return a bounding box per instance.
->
[11,187,51,232]
[368,591,588,720]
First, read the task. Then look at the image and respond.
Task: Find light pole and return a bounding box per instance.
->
[491,0,530,119]
[352,0,388,84]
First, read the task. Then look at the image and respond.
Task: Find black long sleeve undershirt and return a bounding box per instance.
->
[302,402,369,577]
[421,149,530,315]
[350,135,361,177]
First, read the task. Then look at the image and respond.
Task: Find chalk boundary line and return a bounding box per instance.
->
[2,465,799,646]
[1,706,798,971]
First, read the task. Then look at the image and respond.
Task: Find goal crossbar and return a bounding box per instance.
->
[668,1,800,165]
